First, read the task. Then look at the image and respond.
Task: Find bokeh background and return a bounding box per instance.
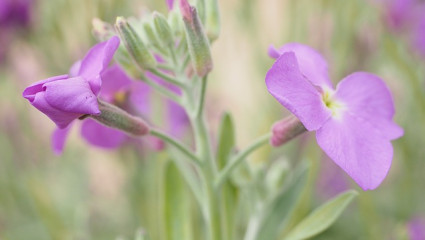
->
[1,0,424,239]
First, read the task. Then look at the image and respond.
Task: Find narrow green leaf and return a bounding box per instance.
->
[163,161,193,240]
[216,112,238,240]
[216,112,235,169]
[285,190,358,240]
[251,165,309,240]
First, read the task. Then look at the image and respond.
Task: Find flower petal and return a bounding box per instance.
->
[78,36,120,95]
[80,118,127,149]
[129,81,151,116]
[334,72,403,140]
[43,76,100,115]
[69,60,82,77]
[265,52,331,131]
[52,124,73,155]
[167,99,189,137]
[100,65,132,101]
[273,43,333,89]
[22,74,68,101]
[31,91,81,128]
[316,113,393,190]
[268,45,281,59]
[166,0,174,9]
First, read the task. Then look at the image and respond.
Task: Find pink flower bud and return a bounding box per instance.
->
[270,116,307,147]
[179,0,192,21]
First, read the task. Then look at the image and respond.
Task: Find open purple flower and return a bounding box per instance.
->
[22,36,120,129]
[266,43,403,190]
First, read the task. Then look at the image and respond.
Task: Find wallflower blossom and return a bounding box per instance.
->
[0,0,33,62]
[22,36,120,129]
[379,0,425,56]
[51,64,188,154]
[408,217,425,240]
[51,64,151,154]
[166,0,174,10]
[316,155,350,199]
[52,65,188,154]
[0,0,32,27]
[266,43,403,190]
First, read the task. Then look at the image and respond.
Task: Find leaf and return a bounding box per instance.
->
[284,190,358,240]
[216,112,236,169]
[248,165,309,240]
[216,112,238,240]
[163,161,193,240]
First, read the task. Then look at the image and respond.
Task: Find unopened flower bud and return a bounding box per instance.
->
[179,0,192,22]
[115,16,157,70]
[168,10,184,36]
[153,12,174,47]
[179,0,213,77]
[90,100,150,136]
[143,21,160,46]
[270,115,307,147]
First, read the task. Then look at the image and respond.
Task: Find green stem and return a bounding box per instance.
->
[140,75,181,104]
[149,67,186,89]
[215,133,271,189]
[186,74,220,240]
[150,128,200,165]
[196,76,208,118]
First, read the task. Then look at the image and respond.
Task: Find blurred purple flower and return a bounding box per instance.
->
[316,155,350,199]
[0,0,33,61]
[408,217,425,240]
[379,0,425,56]
[0,0,32,27]
[166,0,174,10]
[266,43,403,190]
[23,36,120,129]
[382,0,416,30]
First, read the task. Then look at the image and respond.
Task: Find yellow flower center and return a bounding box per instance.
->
[321,89,346,120]
[114,91,127,104]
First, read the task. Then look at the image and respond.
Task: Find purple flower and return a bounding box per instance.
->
[378,0,425,56]
[22,36,120,129]
[50,64,189,154]
[316,155,350,199]
[51,64,150,154]
[0,0,32,27]
[166,0,174,10]
[0,0,33,62]
[266,43,403,190]
[408,217,425,240]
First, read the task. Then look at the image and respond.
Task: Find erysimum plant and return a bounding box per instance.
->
[21,0,403,239]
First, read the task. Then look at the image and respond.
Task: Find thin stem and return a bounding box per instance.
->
[169,45,179,67]
[140,75,181,104]
[157,63,174,71]
[149,68,186,89]
[150,128,200,165]
[185,77,220,240]
[180,54,190,72]
[196,76,208,118]
[215,133,271,189]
